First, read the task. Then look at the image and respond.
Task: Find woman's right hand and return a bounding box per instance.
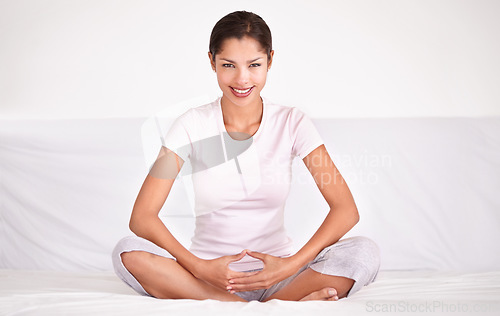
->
[192,250,259,291]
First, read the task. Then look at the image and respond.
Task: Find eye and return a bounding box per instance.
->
[250,63,261,67]
[222,64,235,68]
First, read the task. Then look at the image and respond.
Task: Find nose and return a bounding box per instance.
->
[235,68,250,86]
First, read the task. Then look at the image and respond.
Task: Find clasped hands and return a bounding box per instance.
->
[192,249,298,294]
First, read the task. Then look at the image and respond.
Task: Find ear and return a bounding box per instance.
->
[267,50,274,71]
[208,52,216,72]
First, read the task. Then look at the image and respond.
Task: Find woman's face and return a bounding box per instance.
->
[209,36,273,108]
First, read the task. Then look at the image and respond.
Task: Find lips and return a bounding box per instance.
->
[230,86,254,97]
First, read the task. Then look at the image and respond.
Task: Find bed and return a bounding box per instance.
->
[1,269,499,315]
[1,115,500,315]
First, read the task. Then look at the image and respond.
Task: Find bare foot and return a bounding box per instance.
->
[299,287,339,301]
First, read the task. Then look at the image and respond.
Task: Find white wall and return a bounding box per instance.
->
[1,0,499,119]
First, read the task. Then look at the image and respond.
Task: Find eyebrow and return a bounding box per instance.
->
[220,57,263,64]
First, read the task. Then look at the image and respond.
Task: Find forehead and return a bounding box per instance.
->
[216,36,266,60]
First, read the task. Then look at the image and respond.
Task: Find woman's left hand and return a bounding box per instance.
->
[226,251,300,293]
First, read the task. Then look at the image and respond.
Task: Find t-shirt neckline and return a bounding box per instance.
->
[215,96,267,142]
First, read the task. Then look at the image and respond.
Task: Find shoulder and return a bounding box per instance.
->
[174,99,218,125]
[263,97,310,124]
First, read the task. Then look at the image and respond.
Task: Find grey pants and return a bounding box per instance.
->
[112,235,381,301]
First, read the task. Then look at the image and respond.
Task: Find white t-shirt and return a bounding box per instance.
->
[162,97,324,271]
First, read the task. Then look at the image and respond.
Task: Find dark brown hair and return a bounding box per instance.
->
[209,11,272,62]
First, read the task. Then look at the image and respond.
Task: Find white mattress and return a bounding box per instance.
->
[1,269,499,315]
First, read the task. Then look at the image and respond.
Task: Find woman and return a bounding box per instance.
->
[112,11,380,302]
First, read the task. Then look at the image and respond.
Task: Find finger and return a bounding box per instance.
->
[245,250,267,261]
[226,272,270,292]
[227,270,260,280]
[229,271,266,285]
[226,278,268,292]
[227,249,248,263]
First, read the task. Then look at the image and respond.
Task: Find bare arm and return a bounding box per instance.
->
[129,146,255,288]
[227,144,360,292]
[129,146,202,273]
[289,144,360,268]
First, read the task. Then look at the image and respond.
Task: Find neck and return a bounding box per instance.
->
[220,96,263,128]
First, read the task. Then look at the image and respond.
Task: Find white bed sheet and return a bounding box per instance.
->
[1,269,499,315]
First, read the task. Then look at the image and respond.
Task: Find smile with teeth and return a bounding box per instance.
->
[231,87,253,94]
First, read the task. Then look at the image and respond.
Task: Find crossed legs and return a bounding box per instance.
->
[114,236,380,302]
[120,250,354,302]
[120,251,246,301]
[264,268,354,301]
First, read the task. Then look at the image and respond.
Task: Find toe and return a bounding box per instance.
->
[300,287,339,301]
[326,287,338,299]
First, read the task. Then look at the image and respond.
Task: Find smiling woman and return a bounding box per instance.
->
[210,36,272,137]
[111,10,380,302]
[207,11,274,138]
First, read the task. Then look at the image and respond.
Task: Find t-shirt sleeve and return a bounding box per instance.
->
[162,112,193,162]
[289,108,324,159]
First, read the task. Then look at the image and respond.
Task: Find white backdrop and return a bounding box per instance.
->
[1,0,499,119]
